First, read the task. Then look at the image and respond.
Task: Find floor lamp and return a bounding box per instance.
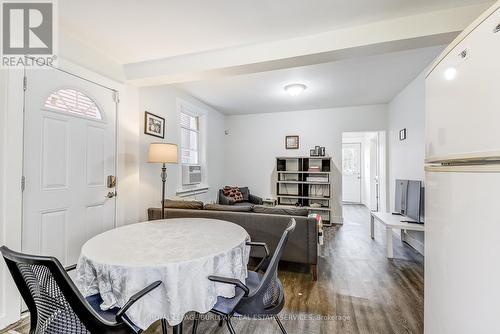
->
[148,143,178,219]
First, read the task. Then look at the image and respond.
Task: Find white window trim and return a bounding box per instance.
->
[176,99,209,195]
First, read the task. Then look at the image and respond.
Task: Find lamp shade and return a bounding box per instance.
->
[148,143,178,163]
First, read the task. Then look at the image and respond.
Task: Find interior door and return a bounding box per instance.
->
[22,67,117,267]
[342,143,362,203]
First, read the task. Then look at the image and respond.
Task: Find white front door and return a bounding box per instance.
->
[22,68,117,267]
[342,143,362,203]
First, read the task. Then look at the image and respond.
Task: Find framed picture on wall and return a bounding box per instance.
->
[144,111,165,138]
[285,135,299,149]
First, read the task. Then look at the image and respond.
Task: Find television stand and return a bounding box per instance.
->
[370,212,425,258]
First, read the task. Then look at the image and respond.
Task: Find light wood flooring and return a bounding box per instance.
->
[2,204,424,334]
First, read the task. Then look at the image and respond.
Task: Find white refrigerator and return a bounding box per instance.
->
[425,3,500,334]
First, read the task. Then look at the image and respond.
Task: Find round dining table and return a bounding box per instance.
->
[75,218,250,333]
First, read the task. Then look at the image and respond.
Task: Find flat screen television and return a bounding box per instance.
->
[395,179,424,223]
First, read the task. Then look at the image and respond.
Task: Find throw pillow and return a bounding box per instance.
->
[163,199,204,210]
[223,186,244,202]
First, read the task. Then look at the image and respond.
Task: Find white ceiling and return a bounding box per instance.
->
[173,45,445,115]
[59,0,488,64]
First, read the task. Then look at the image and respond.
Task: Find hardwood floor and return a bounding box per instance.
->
[2,205,424,334]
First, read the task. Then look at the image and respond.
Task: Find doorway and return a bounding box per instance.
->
[342,131,386,211]
[22,67,118,268]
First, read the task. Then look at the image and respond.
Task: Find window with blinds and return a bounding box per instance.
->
[180,112,199,164]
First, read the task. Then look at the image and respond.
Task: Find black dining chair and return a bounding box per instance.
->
[192,218,296,334]
[0,246,168,334]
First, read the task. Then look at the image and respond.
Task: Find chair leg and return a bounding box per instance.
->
[274,315,288,334]
[225,316,237,334]
[192,313,199,334]
[161,319,168,334]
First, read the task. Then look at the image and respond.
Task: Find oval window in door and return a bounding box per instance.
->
[44,88,102,120]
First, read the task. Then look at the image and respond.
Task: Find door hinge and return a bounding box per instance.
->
[112,91,120,103]
[23,76,27,91]
[21,176,26,191]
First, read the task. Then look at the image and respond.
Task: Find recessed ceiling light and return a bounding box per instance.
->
[444,67,457,81]
[284,83,307,96]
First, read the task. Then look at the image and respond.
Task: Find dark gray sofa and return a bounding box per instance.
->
[148,207,318,281]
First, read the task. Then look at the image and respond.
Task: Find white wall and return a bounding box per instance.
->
[388,71,426,254]
[139,86,226,221]
[224,105,388,223]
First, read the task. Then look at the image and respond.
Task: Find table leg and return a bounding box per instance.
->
[370,215,375,239]
[386,226,394,259]
[173,323,183,334]
[401,229,406,243]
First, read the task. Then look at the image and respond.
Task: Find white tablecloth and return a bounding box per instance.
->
[75,218,250,329]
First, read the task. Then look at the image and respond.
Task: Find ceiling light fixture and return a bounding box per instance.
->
[284,83,307,96]
[444,67,457,81]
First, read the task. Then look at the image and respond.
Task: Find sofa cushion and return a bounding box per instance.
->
[163,199,204,210]
[252,205,309,217]
[204,203,253,212]
[233,202,254,209]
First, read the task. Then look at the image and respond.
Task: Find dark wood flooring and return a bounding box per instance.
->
[2,205,424,334]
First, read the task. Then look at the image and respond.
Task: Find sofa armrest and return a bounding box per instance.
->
[249,194,263,205]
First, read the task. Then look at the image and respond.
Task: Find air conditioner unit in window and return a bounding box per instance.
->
[182,164,202,185]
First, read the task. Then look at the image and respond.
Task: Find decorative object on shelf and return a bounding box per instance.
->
[319,147,326,156]
[310,149,318,157]
[148,143,178,219]
[144,111,165,138]
[399,128,407,141]
[285,135,300,149]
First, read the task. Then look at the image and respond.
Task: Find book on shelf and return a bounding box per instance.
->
[308,166,321,172]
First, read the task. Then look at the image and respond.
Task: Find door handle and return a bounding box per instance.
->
[105,191,117,199]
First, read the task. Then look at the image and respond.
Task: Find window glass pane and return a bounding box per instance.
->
[180,112,198,131]
[190,116,198,130]
[180,149,198,164]
[189,130,198,151]
[180,111,199,165]
[44,88,102,120]
[180,128,198,151]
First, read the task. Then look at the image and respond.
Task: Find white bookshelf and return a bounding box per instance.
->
[276,156,333,225]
